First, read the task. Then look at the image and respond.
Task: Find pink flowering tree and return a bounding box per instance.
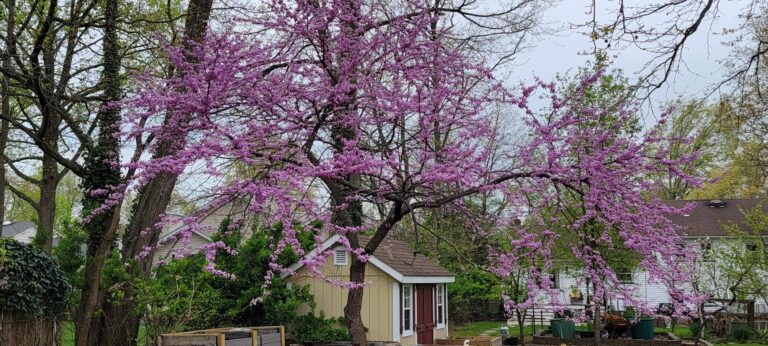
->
[118,1,705,344]
[488,74,708,344]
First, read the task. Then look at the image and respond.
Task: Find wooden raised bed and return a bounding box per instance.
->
[436,336,502,346]
[159,325,285,346]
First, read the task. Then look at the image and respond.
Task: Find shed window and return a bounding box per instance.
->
[436,284,446,327]
[334,247,348,266]
[402,284,413,334]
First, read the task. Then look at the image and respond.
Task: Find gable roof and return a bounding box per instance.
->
[665,199,768,237]
[159,198,250,243]
[282,234,454,283]
[1,221,35,238]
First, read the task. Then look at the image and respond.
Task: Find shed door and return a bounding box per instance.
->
[416,284,435,344]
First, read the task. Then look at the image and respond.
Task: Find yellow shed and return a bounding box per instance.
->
[282,235,455,346]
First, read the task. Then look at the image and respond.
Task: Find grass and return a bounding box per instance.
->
[654,325,693,339]
[452,321,697,338]
[60,322,147,346]
[450,321,539,338]
[451,321,507,337]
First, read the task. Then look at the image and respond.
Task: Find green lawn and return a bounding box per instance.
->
[451,321,506,337]
[451,321,698,340]
[654,325,693,339]
[450,321,539,338]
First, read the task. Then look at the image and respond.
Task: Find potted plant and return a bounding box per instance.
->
[569,286,583,304]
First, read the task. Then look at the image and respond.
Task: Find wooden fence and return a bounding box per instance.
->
[0,312,60,345]
[159,326,284,346]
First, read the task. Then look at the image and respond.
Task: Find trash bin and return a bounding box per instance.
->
[550,318,576,339]
[630,316,654,340]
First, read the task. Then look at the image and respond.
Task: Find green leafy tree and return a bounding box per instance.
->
[136,218,348,345]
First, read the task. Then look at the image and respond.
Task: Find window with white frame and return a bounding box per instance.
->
[402,284,413,334]
[333,247,348,266]
[436,284,446,327]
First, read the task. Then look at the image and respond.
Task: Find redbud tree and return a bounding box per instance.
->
[119,0,704,343]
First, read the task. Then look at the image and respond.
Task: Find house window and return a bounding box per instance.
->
[402,284,413,334]
[617,270,633,284]
[333,247,348,266]
[551,270,560,289]
[701,243,713,262]
[747,243,759,252]
[436,284,446,327]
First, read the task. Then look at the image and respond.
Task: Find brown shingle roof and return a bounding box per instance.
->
[358,236,453,277]
[665,199,768,237]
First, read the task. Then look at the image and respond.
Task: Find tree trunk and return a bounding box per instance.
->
[75,0,123,344]
[0,0,15,235]
[593,281,601,346]
[31,0,62,254]
[98,1,213,344]
[341,205,404,346]
[100,172,178,345]
[38,152,59,252]
[517,310,526,346]
[345,256,369,346]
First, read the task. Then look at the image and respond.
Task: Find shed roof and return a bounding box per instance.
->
[359,236,454,278]
[665,199,768,237]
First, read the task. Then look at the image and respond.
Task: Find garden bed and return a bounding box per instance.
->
[531,331,682,346]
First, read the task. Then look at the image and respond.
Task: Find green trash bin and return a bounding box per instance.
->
[624,309,636,338]
[551,318,576,339]
[630,316,654,340]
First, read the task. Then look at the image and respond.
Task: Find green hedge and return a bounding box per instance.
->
[0,239,71,316]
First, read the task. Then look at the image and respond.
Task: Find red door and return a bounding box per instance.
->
[416,284,435,344]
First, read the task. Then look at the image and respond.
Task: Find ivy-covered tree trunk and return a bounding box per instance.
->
[75,0,123,345]
[99,1,213,344]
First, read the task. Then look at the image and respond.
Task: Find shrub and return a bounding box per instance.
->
[689,320,703,339]
[139,219,345,342]
[731,323,752,343]
[288,312,350,344]
[0,239,72,316]
[448,268,504,324]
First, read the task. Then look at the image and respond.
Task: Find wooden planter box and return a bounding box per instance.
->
[159,326,285,346]
[436,336,502,346]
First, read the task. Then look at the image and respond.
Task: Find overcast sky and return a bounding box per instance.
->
[508,1,744,105]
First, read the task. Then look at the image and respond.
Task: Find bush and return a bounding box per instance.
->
[448,268,504,324]
[0,239,72,316]
[139,219,348,343]
[689,320,703,339]
[731,323,752,343]
[288,312,350,344]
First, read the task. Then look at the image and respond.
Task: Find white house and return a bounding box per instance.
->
[548,199,768,314]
